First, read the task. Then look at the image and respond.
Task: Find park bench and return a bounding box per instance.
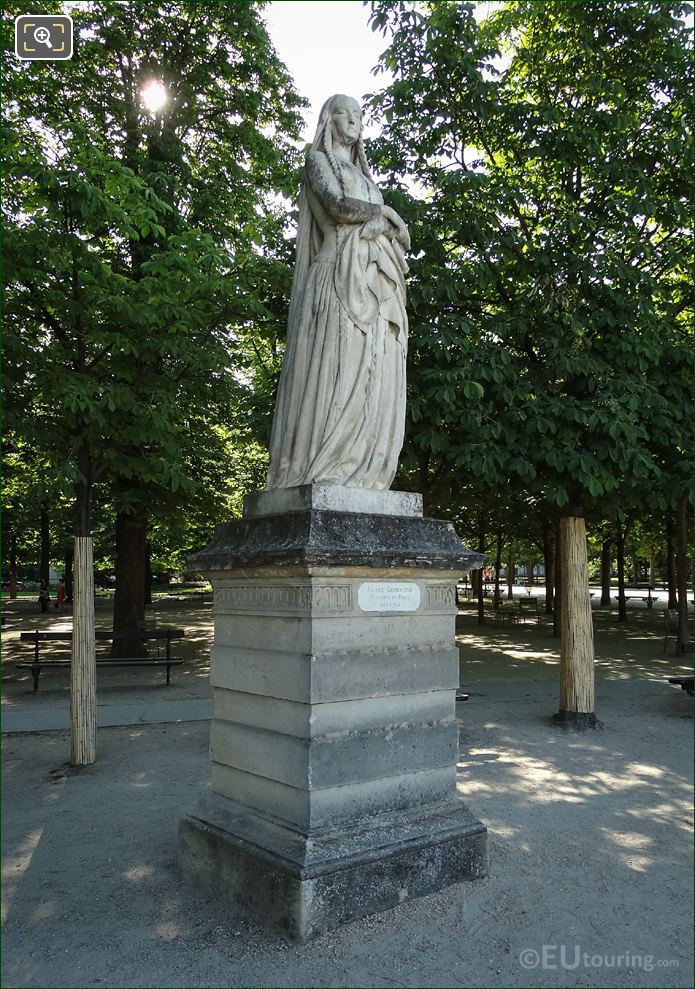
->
[667,675,694,697]
[612,586,655,607]
[519,596,538,618]
[491,600,522,625]
[17,629,184,691]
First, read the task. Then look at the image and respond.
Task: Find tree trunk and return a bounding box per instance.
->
[666,513,678,609]
[631,556,640,584]
[71,457,96,767]
[675,494,691,655]
[112,511,148,657]
[600,537,612,607]
[494,531,503,602]
[40,499,50,589]
[554,513,597,729]
[64,546,74,604]
[553,520,561,637]
[144,541,152,608]
[616,519,628,622]
[506,541,514,599]
[543,523,554,615]
[9,531,17,599]
[476,516,486,625]
[527,558,534,588]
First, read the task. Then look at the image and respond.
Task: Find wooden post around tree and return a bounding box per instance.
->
[554,513,598,729]
[71,535,97,765]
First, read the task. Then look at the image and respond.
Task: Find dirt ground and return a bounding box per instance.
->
[1,596,693,988]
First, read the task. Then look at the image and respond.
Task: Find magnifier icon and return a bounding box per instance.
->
[33,26,52,48]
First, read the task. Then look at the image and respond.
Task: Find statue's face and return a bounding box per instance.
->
[331,97,362,147]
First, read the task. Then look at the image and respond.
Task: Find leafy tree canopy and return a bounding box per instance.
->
[368,0,692,516]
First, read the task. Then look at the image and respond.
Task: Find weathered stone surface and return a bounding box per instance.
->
[211,614,458,661]
[211,687,454,736]
[265,96,409,492]
[180,498,487,941]
[209,764,456,831]
[179,794,488,943]
[209,718,457,791]
[245,484,423,519]
[190,509,483,573]
[209,643,460,703]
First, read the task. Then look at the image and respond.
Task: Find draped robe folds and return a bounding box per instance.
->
[266,152,408,491]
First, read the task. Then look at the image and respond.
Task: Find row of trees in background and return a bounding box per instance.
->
[366,0,692,726]
[3,0,303,762]
[3,487,684,602]
[4,1,692,755]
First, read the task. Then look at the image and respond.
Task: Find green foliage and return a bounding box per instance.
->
[368,0,692,522]
[3,1,305,555]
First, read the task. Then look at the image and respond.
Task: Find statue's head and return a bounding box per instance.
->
[311,95,371,185]
[324,94,362,148]
[313,94,363,152]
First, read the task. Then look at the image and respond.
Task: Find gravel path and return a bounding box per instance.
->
[2,598,692,987]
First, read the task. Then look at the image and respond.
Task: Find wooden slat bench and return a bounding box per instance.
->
[612,589,654,607]
[18,629,184,691]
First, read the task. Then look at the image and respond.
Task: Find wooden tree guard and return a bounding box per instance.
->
[556,515,597,728]
[71,535,97,764]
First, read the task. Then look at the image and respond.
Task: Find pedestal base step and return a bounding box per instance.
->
[178,794,488,942]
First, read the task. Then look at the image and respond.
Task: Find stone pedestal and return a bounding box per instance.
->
[178,485,488,942]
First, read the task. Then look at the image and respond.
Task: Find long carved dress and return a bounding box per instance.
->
[266,150,408,490]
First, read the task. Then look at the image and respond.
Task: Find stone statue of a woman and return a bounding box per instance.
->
[266,94,410,491]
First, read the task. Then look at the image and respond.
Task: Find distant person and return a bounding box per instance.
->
[55,579,65,611]
[38,581,50,613]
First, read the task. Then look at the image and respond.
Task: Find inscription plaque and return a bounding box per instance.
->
[358,581,421,613]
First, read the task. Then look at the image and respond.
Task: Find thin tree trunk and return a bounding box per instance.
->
[600,537,612,607]
[553,520,562,637]
[527,558,534,588]
[112,511,148,657]
[39,500,50,589]
[675,494,691,655]
[616,519,628,622]
[64,547,73,604]
[477,516,486,625]
[71,454,96,766]
[543,523,555,615]
[144,541,152,608]
[554,512,597,729]
[9,531,17,599]
[666,513,678,609]
[506,541,514,599]
[494,531,503,602]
